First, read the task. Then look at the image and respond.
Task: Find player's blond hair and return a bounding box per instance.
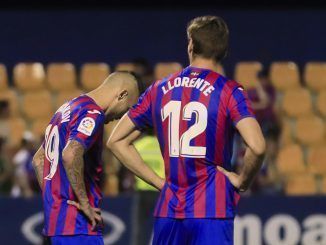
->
[187,15,229,62]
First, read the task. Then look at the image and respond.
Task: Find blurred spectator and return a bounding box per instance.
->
[0,137,12,195]
[249,69,282,194]
[247,68,280,138]
[234,68,282,195]
[132,58,154,88]
[134,132,164,192]
[10,132,37,198]
[0,100,10,142]
[133,130,164,245]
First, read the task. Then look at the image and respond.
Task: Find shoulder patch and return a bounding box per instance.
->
[77,117,96,136]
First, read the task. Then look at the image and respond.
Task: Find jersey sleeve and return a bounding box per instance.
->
[227,86,255,125]
[68,109,105,150]
[128,84,153,130]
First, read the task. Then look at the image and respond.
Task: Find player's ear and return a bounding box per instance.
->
[118,90,128,101]
[188,38,194,54]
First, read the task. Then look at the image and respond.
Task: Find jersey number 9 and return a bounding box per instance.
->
[44,125,60,180]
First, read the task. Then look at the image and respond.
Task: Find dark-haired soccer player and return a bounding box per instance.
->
[32,72,142,245]
[108,16,266,245]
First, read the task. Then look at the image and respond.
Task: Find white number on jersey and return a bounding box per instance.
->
[161,101,207,158]
[44,124,60,180]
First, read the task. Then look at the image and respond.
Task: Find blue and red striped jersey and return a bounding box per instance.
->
[42,95,105,236]
[128,66,255,219]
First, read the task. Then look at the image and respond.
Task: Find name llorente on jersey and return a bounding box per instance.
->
[162,76,215,96]
[57,103,71,123]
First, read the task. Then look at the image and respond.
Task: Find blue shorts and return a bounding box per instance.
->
[153,218,234,245]
[49,235,103,245]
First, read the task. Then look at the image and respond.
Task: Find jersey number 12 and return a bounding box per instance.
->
[161,101,207,158]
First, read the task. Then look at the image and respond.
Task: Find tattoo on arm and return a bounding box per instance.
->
[63,140,89,205]
[32,148,45,189]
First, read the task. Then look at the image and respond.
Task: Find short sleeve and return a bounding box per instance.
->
[228,86,255,125]
[68,109,104,150]
[128,85,153,130]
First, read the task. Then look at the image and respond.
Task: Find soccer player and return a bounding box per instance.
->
[108,16,266,245]
[32,72,142,245]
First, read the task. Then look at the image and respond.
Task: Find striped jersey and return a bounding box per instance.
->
[42,95,105,236]
[128,66,255,218]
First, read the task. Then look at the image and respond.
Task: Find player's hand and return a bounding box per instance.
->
[67,200,103,230]
[216,166,246,192]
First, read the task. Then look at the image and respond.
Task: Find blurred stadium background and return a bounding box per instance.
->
[0,0,326,244]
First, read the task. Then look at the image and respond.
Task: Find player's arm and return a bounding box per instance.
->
[236,118,265,191]
[218,118,266,192]
[62,140,101,229]
[32,146,45,189]
[218,86,266,192]
[107,114,165,190]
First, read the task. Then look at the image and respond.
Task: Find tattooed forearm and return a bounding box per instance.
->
[62,140,89,206]
[32,147,45,189]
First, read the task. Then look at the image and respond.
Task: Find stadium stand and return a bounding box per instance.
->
[234,61,263,89]
[0,64,8,90]
[13,63,46,91]
[1,61,326,196]
[154,62,183,80]
[294,115,325,146]
[282,88,313,118]
[270,62,300,91]
[307,145,326,175]
[8,117,26,147]
[115,63,137,72]
[276,143,306,175]
[304,62,326,91]
[316,90,326,117]
[0,89,19,117]
[21,90,53,120]
[47,63,77,91]
[279,119,293,146]
[322,177,326,194]
[285,174,317,195]
[81,63,110,91]
[31,117,51,140]
[55,89,84,109]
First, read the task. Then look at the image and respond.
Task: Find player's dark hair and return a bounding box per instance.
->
[187,16,229,63]
[118,71,145,95]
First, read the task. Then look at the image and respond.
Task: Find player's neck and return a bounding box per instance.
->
[190,58,220,72]
[86,89,114,111]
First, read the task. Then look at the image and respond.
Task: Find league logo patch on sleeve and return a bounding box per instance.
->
[77,117,96,136]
